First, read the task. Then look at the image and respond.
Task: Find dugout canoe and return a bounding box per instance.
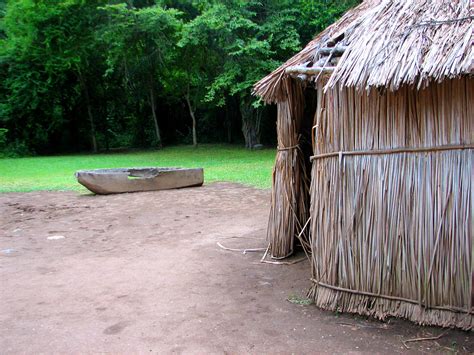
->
[75,167,204,195]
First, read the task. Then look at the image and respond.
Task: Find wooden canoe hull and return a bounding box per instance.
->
[75,167,204,195]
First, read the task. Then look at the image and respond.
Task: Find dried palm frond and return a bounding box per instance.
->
[253,0,473,102]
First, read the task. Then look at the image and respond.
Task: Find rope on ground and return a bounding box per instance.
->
[259,257,307,265]
[216,242,267,254]
[217,241,307,265]
[402,331,448,349]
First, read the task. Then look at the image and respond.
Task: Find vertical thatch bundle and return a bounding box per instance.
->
[266,79,309,258]
[308,78,473,329]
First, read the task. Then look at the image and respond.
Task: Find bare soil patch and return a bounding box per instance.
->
[1,183,472,353]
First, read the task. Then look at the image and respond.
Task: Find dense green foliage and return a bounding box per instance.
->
[0,144,275,191]
[0,0,358,155]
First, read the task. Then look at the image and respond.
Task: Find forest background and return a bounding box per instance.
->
[0,0,358,156]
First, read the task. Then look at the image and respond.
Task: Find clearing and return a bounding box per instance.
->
[0,145,275,192]
[0,183,472,353]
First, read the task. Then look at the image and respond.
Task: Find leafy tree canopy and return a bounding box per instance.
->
[0,0,359,154]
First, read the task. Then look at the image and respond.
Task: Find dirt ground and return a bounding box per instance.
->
[1,182,472,354]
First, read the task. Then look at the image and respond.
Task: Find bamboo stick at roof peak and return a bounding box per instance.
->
[253,0,473,102]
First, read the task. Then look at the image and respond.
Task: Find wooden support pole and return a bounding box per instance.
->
[285,66,336,76]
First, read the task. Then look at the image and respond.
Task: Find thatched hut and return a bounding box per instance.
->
[254,0,473,329]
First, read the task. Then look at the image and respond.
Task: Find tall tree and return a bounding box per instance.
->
[169,2,221,147]
[1,0,107,153]
[184,0,301,148]
[100,3,181,148]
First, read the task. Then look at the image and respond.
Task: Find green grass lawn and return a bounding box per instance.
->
[0,144,275,193]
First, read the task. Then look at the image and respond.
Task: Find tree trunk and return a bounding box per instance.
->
[149,87,162,148]
[240,99,262,149]
[104,128,110,151]
[185,90,197,147]
[78,71,97,153]
[226,110,232,143]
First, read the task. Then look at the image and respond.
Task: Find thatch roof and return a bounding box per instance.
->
[254,0,473,102]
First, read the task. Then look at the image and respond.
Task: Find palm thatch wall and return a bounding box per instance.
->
[309,77,473,330]
[266,78,310,258]
[254,0,473,329]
